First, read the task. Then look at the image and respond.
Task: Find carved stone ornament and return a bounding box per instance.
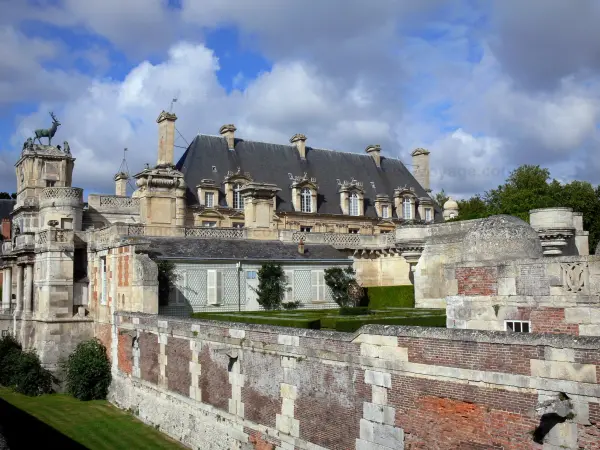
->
[560,262,587,293]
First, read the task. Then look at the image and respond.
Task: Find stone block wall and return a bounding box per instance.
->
[446,255,600,335]
[109,313,600,449]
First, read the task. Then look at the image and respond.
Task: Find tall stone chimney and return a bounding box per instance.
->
[156,110,177,166]
[365,144,382,168]
[290,134,307,159]
[220,124,237,150]
[114,172,128,196]
[411,148,430,192]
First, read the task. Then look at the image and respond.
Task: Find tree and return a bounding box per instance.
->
[433,189,449,207]
[0,193,11,199]
[324,266,360,307]
[255,263,287,310]
[64,339,111,401]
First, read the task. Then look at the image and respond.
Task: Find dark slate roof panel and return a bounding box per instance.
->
[0,200,15,220]
[145,237,350,261]
[177,135,442,220]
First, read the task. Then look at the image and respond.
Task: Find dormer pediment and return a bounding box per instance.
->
[223,167,253,184]
[196,208,226,219]
[338,178,365,194]
[290,173,318,190]
[394,185,416,198]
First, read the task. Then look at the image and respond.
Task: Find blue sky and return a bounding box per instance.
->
[1,0,599,198]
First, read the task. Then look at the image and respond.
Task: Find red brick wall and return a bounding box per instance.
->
[1,219,10,241]
[116,314,600,450]
[118,333,132,375]
[95,323,112,362]
[518,307,580,335]
[456,267,498,296]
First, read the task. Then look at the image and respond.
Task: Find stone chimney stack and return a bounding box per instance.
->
[365,144,382,168]
[290,134,307,159]
[411,148,431,192]
[298,238,305,255]
[220,124,237,150]
[114,172,128,196]
[156,110,178,166]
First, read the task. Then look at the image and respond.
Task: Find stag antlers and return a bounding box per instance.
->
[50,112,59,123]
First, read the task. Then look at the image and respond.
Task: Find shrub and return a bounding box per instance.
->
[254,263,287,310]
[282,301,301,310]
[0,334,22,386]
[12,350,54,396]
[339,306,371,316]
[324,266,361,307]
[156,260,180,307]
[64,339,111,401]
[366,285,415,309]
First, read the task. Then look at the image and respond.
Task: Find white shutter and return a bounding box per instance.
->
[207,270,217,305]
[317,271,325,301]
[284,271,294,302]
[311,271,318,302]
[216,271,223,304]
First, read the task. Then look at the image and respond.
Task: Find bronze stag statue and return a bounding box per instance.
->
[33,112,61,146]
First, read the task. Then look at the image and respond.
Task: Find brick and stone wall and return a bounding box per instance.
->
[109,313,600,449]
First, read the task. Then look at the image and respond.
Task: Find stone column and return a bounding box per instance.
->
[15,265,23,312]
[2,267,12,312]
[24,264,33,314]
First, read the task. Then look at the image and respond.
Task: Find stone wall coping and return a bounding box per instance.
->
[529,207,574,213]
[116,311,600,349]
[451,254,600,268]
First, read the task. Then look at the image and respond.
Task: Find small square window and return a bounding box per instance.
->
[232,222,244,228]
[505,320,530,333]
[348,228,359,234]
[380,229,392,234]
[46,180,56,187]
[300,226,312,232]
[202,221,217,227]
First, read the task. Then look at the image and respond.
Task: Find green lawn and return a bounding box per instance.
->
[192,306,446,332]
[0,388,186,450]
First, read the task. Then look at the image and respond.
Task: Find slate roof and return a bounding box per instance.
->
[144,237,350,262]
[0,200,15,220]
[176,135,442,221]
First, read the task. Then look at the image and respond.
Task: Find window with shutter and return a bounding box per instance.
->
[311,270,325,302]
[284,271,294,302]
[207,270,218,305]
[216,271,223,304]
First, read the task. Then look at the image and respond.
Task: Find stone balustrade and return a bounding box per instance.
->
[184,227,246,239]
[15,234,35,251]
[39,187,83,209]
[279,230,395,249]
[36,229,74,247]
[87,194,140,212]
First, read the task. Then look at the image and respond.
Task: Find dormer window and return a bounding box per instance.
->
[425,208,432,222]
[300,188,312,213]
[382,205,390,219]
[205,192,214,208]
[233,183,244,210]
[402,197,412,219]
[349,192,360,216]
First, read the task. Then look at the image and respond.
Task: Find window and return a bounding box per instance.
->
[300,188,312,213]
[284,271,294,303]
[449,212,456,219]
[246,271,257,279]
[100,257,107,306]
[205,192,214,207]
[232,222,244,228]
[46,180,55,187]
[382,204,390,219]
[311,270,326,302]
[1,330,8,337]
[402,197,412,219]
[61,218,73,229]
[425,208,432,222]
[349,228,359,234]
[505,320,530,333]
[207,270,223,305]
[202,221,217,227]
[349,192,359,216]
[380,229,392,234]
[300,226,312,232]
[233,183,244,209]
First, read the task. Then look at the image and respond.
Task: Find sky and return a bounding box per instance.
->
[1,0,599,200]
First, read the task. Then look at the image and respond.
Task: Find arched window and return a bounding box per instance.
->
[349,192,359,216]
[301,188,312,213]
[233,183,243,209]
[402,197,412,219]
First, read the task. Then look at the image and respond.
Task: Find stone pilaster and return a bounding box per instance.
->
[158,320,168,388]
[228,328,245,417]
[276,334,300,440]
[132,327,141,378]
[24,264,33,314]
[1,267,10,312]
[15,265,23,312]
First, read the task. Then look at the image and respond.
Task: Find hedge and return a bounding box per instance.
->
[333,314,446,333]
[365,285,415,309]
[191,313,321,329]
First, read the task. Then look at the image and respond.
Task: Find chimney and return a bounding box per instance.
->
[114,172,128,196]
[290,134,307,159]
[156,110,178,166]
[298,238,305,254]
[365,144,381,168]
[220,124,237,150]
[411,148,430,191]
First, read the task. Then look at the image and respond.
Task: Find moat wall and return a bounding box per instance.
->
[108,312,600,450]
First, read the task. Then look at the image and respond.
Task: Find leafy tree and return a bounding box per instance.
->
[0,192,11,199]
[454,195,490,221]
[324,266,359,307]
[156,260,180,306]
[12,350,55,396]
[433,189,449,207]
[64,339,111,401]
[0,334,22,386]
[255,263,287,310]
